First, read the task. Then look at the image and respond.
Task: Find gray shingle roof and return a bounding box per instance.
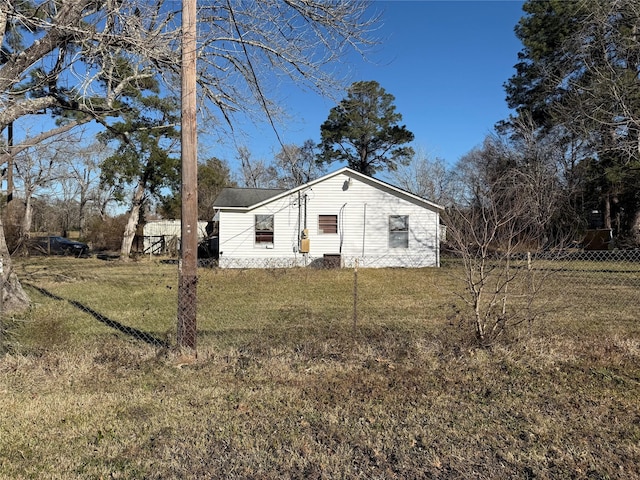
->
[214,187,286,208]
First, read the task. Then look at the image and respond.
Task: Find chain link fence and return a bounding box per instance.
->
[525,249,640,325]
[216,254,438,269]
[2,248,639,354]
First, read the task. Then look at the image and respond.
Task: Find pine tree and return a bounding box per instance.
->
[318,81,414,176]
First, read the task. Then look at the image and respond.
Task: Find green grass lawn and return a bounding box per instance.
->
[1,256,639,479]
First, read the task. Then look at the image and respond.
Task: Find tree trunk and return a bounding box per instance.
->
[633,208,640,244]
[79,194,86,237]
[604,192,612,230]
[21,194,33,240]
[79,171,90,237]
[0,218,30,314]
[120,182,145,260]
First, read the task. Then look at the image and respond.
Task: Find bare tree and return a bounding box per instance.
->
[445,130,577,346]
[0,0,182,310]
[237,140,325,190]
[446,160,544,345]
[390,147,450,203]
[273,140,325,188]
[14,136,113,239]
[59,141,114,236]
[1,0,376,309]
[1,1,180,135]
[12,132,83,248]
[2,0,376,167]
[0,215,30,312]
[551,1,640,161]
[193,2,377,129]
[237,146,278,189]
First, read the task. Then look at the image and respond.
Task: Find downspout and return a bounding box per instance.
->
[362,203,367,257]
[304,194,308,231]
[436,211,440,268]
[297,191,302,251]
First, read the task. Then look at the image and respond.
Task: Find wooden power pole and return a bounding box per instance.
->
[6,122,13,204]
[177,0,198,351]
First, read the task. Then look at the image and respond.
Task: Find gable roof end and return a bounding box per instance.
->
[214,167,444,212]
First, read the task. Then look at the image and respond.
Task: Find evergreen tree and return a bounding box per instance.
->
[318,80,414,176]
[98,76,180,259]
[502,0,640,241]
[159,157,235,220]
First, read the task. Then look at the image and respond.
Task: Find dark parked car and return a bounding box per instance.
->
[33,236,90,257]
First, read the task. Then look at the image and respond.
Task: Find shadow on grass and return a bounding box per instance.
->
[25,283,170,348]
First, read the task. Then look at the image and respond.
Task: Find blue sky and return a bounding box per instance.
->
[9,1,526,182]
[210,0,526,175]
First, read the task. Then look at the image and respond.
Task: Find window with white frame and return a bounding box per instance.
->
[318,214,338,234]
[255,214,274,245]
[389,215,409,248]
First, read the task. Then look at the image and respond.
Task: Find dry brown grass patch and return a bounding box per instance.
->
[1,257,639,478]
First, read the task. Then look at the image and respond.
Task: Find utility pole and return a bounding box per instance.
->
[6,122,13,204]
[177,0,198,352]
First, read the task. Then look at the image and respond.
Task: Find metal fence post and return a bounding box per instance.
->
[353,258,358,330]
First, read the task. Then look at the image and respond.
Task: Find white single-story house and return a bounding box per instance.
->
[212,167,443,268]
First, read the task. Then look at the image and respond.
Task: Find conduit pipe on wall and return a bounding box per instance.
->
[339,203,347,254]
[362,203,367,257]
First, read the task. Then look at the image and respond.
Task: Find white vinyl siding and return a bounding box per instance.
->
[217,170,440,268]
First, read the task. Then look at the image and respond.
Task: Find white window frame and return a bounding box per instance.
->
[389,215,409,249]
[255,214,274,246]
